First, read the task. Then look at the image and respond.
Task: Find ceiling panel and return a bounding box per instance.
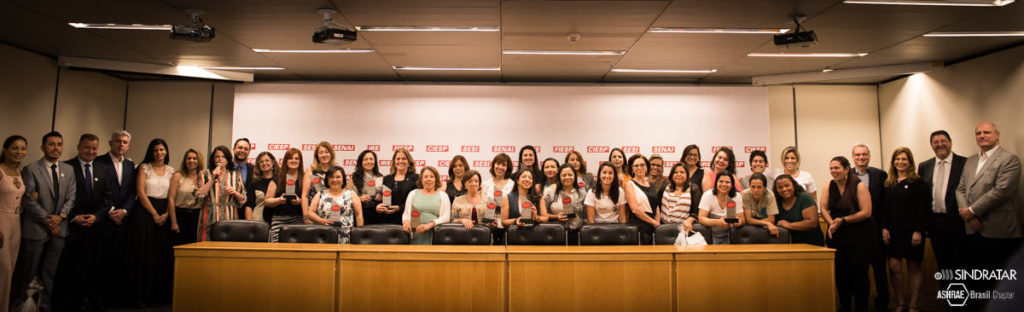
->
[836,36,1022,68]
[501,0,668,51]
[615,34,770,70]
[363,32,500,68]
[654,0,840,28]
[258,53,399,80]
[334,0,500,26]
[501,54,618,82]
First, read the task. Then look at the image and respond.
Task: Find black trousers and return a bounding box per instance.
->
[929,212,967,309]
[829,220,875,312]
[869,223,890,310]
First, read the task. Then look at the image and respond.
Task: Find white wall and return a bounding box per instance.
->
[0,43,58,162]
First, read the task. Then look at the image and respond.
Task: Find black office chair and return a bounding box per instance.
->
[729,225,792,244]
[578,224,639,245]
[350,224,411,244]
[432,223,492,245]
[653,224,681,245]
[507,223,567,245]
[209,220,270,242]
[278,224,339,244]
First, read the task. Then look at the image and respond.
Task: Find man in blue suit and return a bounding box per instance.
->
[92,130,136,308]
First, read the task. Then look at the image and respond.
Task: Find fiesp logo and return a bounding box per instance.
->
[461,145,480,153]
[652,146,675,153]
[392,145,414,152]
[622,146,640,153]
[744,146,767,153]
[711,146,734,153]
[586,146,610,153]
[492,145,515,153]
[552,146,574,153]
[333,144,355,151]
[267,144,289,151]
[343,159,357,166]
[473,160,491,168]
[367,145,380,152]
[426,145,449,152]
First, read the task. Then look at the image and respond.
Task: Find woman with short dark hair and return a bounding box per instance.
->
[773,174,824,246]
[197,145,246,241]
[309,166,363,243]
[697,170,744,244]
[623,154,661,244]
[351,150,383,224]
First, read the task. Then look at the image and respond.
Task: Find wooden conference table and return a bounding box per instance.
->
[173,243,834,312]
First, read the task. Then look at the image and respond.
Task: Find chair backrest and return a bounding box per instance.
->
[579,224,639,245]
[209,220,270,242]
[653,223,680,245]
[507,223,567,245]
[432,223,492,245]
[278,224,340,244]
[729,225,792,244]
[350,224,411,244]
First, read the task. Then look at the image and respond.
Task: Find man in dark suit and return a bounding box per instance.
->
[918,130,967,294]
[56,133,114,311]
[851,144,889,311]
[233,138,254,216]
[92,130,136,308]
[13,131,76,311]
[956,122,1021,298]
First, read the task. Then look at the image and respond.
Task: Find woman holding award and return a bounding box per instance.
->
[541,164,585,244]
[309,166,363,243]
[351,150,383,224]
[302,142,336,223]
[697,171,745,244]
[451,170,490,229]
[501,169,546,227]
[265,148,305,242]
[482,153,514,244]
[379,148,418,225]
[402,166,450,244]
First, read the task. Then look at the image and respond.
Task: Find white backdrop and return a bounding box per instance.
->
[233,83,769,182]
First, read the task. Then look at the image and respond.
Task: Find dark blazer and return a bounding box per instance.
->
[64,158,114,223]
[94,153,136,215]
[235,160,254,186]
[919,154,967,216]
[857,166,888,222]
[20,159,76,239]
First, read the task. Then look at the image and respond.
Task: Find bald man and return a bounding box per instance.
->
[956,122,1021,300]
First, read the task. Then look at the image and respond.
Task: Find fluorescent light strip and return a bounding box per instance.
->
[68,23,172,30]
[649,27,790,34]
[611,69,717,74]
[748,52,868,58]
[252,49,375,53]
[843,0,1014,7]
[200,66,285,71]
[502,50,625,56]
[924,31,1024,37]
[393,66,500,71]
[356,26,499,32]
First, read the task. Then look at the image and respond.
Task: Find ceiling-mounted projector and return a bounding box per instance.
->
[312,9,357,45]
[774,16,816,48]
[170,10,215,42]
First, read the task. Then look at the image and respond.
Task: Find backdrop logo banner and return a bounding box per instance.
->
[301,144,317,151]
[393,145,414,151]
[473,160,491,168]
[552,146,575,153]
[735,161,746,168]
[492,145,516,153]
[438,160,450,167]
[622,146,640,153]
[665,160,679,167]
[712,145,734,153]
[462,146,480,153]
[745,146,767,153]
[343,159,357,166]
[267,144,289,151]
[652,146,675,153]
[367,145,380,152]
[426,145,450,152]
[700,161,711,168]
[334,144,356,151]
[379,160,392,167]
[587,146,610,153]
[415,160,426,167]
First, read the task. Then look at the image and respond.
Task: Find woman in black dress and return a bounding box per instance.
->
[623,154,662,245]
[244,152,278,223]
[128,139,174,306]
[820,156,875,312]
[882,147,931,312]
[680,144,705,204]
[376,148,418,225]
[443,155,468,204]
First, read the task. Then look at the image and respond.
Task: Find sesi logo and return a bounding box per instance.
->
[473,160,491,168]
[367,145,380,152]
[652,146,675,153]
[744,146,767,153]
[267,144,290,151]
[343,159,357,166]
[379,160,392,167]
[438,160,450,167]
[622,146,640,153]
[587,146,610,153]
[492,145,515,153]
[333,144,356,151]
[301,144,317,151]
[711,146,734,153]
[393,145,414,152]
[426,145,449,152]
[461,145,479,153]
[552,146,574,153]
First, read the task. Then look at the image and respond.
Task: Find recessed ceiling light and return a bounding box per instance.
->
[747,52,868,57]
[843,0,1014,6]
[822,68,835,73]
[68,23,172,30]
[356,26,499,32]
[611,69,718,73]
[252,49,375,53]
[923,31,1024,37]
[200,66,285,71]
[502,50,625,56]
[392,66,501,71]
[649,27,790,34]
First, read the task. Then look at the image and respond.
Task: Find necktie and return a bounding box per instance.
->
[50,163,59,200]
[84,163,93,197]
[934,160,946,213]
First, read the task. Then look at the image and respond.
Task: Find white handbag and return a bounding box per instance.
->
[674,224,708,246]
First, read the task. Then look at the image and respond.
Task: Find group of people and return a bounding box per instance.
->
[0,121,1018,311]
